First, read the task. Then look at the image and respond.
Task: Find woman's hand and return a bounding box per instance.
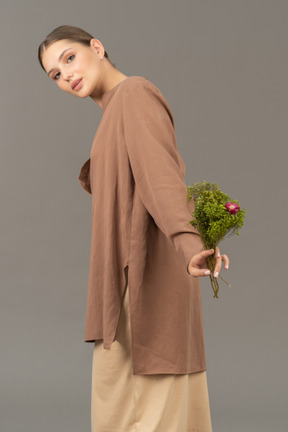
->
[188,247,230,278]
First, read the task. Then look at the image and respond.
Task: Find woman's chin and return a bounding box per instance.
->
[75,92,89,98]
[72,88,90,98]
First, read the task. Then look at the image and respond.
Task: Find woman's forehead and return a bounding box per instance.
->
[42,40,82,73]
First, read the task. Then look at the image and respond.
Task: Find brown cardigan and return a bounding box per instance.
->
[78,76,207,374]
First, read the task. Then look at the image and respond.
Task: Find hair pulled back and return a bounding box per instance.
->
[38,25,116,71]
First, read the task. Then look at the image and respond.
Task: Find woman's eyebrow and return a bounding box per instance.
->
[47,48,72,76]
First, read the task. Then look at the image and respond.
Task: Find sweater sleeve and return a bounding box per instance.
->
[122,82,204,274]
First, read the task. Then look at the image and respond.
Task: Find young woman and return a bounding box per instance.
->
[38,25,229,432]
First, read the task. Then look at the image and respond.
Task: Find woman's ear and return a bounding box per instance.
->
[90,38,103,56]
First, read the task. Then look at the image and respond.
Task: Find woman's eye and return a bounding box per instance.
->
[53,55,74,80]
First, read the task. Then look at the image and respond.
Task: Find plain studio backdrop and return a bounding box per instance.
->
[0,1,287,431]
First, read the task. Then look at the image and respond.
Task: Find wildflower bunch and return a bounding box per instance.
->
[186,181,247,298]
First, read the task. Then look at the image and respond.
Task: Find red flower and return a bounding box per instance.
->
[225,202,240,214]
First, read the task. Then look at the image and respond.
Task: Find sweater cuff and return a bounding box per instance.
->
[172,232,205,275]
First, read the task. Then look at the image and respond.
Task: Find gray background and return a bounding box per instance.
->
[1,1,287,431]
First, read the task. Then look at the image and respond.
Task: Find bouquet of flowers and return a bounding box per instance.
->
[186,181,247,298]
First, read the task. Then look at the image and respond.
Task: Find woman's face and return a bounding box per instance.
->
[41,39,103,98]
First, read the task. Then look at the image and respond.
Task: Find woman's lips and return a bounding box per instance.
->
[72,78,83,91]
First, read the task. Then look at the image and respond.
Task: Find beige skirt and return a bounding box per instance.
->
[91,283,213,432]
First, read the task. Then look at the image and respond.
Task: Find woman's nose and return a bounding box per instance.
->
[63,71,74,81]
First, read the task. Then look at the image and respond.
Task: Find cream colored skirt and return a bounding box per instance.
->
[91,283,213,432]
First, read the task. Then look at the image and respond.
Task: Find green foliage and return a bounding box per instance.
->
[186,181,247,251]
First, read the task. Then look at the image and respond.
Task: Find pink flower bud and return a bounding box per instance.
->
[225,202,240,214]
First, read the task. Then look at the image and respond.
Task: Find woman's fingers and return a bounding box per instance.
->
[188,249,215,277]
[223,254,230,269]
[213,247,222,277]
[196,248,215,262]
[188,248,230,278]
[189,266,212,277]
[213,248,230,277]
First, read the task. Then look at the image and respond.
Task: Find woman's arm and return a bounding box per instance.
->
[122,81,204,274]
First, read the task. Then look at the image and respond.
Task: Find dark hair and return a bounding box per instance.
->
[38,25,116,71]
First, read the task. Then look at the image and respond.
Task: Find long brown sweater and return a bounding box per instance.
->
[78,76,207,374]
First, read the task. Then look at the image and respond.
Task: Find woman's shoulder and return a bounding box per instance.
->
[117,76,174,124]
[119,75,162,98]
[102,76,161,113]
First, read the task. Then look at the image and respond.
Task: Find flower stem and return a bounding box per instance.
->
[205,254,232,297]
[206,255,219,298]
[218,274,232,288]
[209,274,219,298]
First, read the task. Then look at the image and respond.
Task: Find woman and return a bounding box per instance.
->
[38,25,229,432]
